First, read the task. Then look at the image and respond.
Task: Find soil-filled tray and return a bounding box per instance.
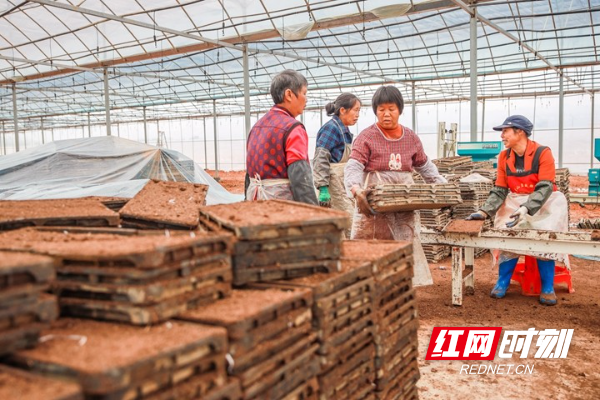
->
[232,232,342,269]
[179,288,312,341]
[0,228,232,270]
[199,200,350,240]
[319,342,375,399]
[341,240,413,279]
[52,260,231,305]
[0,250,56,303]
[10,318,228,397]
[375,346,419,392]
[0,364,83,400]
[59,281,231,325]
[56,254,230,285]
[282,377,319,400]
[319,322,375,371]
[119,180,209,230]
[0,322,47,356]
[367,183,462,213]
[375,289,417,341]
[243,335,320,400]
[0,294,58,332]
[0,198,119,230]
[233,259,340,286]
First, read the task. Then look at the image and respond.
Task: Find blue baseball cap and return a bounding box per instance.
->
[493,115,533,136]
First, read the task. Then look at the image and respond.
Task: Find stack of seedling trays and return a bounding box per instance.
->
[578,218,600,229]
[83,196,130,212]
[8,318,233,400]
[433,156,472,175]
[341,241,420,400]
[452,180,494,258]
[0,251,59,356]
[258,260,377,399]
[119,180,209,230]
[198,200,349,285]
[0,364,83,400]
[178,288,319,400]
[556,168,571,214]
[367,183,462,213]
[0,228,233,325]
[420,208,452,262]
[471,167,497,182]
[0,198,119,231]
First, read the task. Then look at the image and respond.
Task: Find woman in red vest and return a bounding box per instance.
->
[467,115,569,306]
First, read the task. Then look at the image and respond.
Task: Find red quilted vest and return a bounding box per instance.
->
[246,106,303,179]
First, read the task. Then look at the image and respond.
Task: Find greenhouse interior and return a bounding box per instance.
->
[0,1,599,399]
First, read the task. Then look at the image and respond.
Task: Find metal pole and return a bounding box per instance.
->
[143,107,148,144]
[203,117,208,169]
[213,99,219,181]
[12,82,19,152]
[104,67,112,136]
[88,112,91,137]
[481,98,485,141]
[591,93,595,168]
[412,82,416,130]
[470,10,478,142]
[558,71,564,168]
[243,44,251,159]
[40,117,44,144]
[1,121,5,155]
[51,128,54,142]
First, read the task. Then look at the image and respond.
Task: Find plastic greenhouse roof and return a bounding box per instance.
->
[0,0,599,131]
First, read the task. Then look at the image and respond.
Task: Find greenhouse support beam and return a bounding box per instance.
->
[412,82,416,130]
[87,113,91,138]
[104,68,111,136]
[40,117,44,144]
[203,117,208,170]
[243,44,251,147]
[12,82,19,152]
[592,93,596,168]
[143,107,148,144]
[559,72,564,168]
[213,100,219,181]
[1,121,5,155]
[451,0,591,95]
[470,10,477,142]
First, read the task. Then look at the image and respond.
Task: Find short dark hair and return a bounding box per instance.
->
[372,86,404,114]
[270,70,308,104]
[325,93,361,116]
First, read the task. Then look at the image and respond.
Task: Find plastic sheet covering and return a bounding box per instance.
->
[459,173,492,183]
[0,137,243,205]
[276,21,315,40]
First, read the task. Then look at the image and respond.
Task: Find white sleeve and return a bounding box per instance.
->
[344,158,366,198]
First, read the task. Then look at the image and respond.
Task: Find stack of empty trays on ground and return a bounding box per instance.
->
[198,200,349,285]
[179,288,319,399]
[257,259,376,399]
[8,318,239,399]
[342,240,419,400]
[433,156,473,175]
[0,228,233,325]
[419,208,452,262]
[0,251,59,356]
[452,175,494,257]
[367,183,462,213]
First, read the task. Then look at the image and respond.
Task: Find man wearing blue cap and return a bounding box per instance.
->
[466,115,569,306]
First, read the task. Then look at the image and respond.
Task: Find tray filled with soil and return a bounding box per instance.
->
[0,198,120,231]
[9,318,228,399]
[0,364,83,400]
[119,180,208,230]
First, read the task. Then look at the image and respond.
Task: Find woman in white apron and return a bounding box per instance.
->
[313,93,361,237]
[344,86,446,287]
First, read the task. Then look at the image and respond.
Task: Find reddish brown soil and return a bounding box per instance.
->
[341,240,412,260]
[180,289,308,324]
[0,199,118,222]
[416,252,600,399]
[200,200,347,227]
[0,228,215,262]
[443,219,485,235]
[0,365,82,400]
[206,170,246,195]
[119,180,208,227]
[16,318,226,374]
[0,250,55,271]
